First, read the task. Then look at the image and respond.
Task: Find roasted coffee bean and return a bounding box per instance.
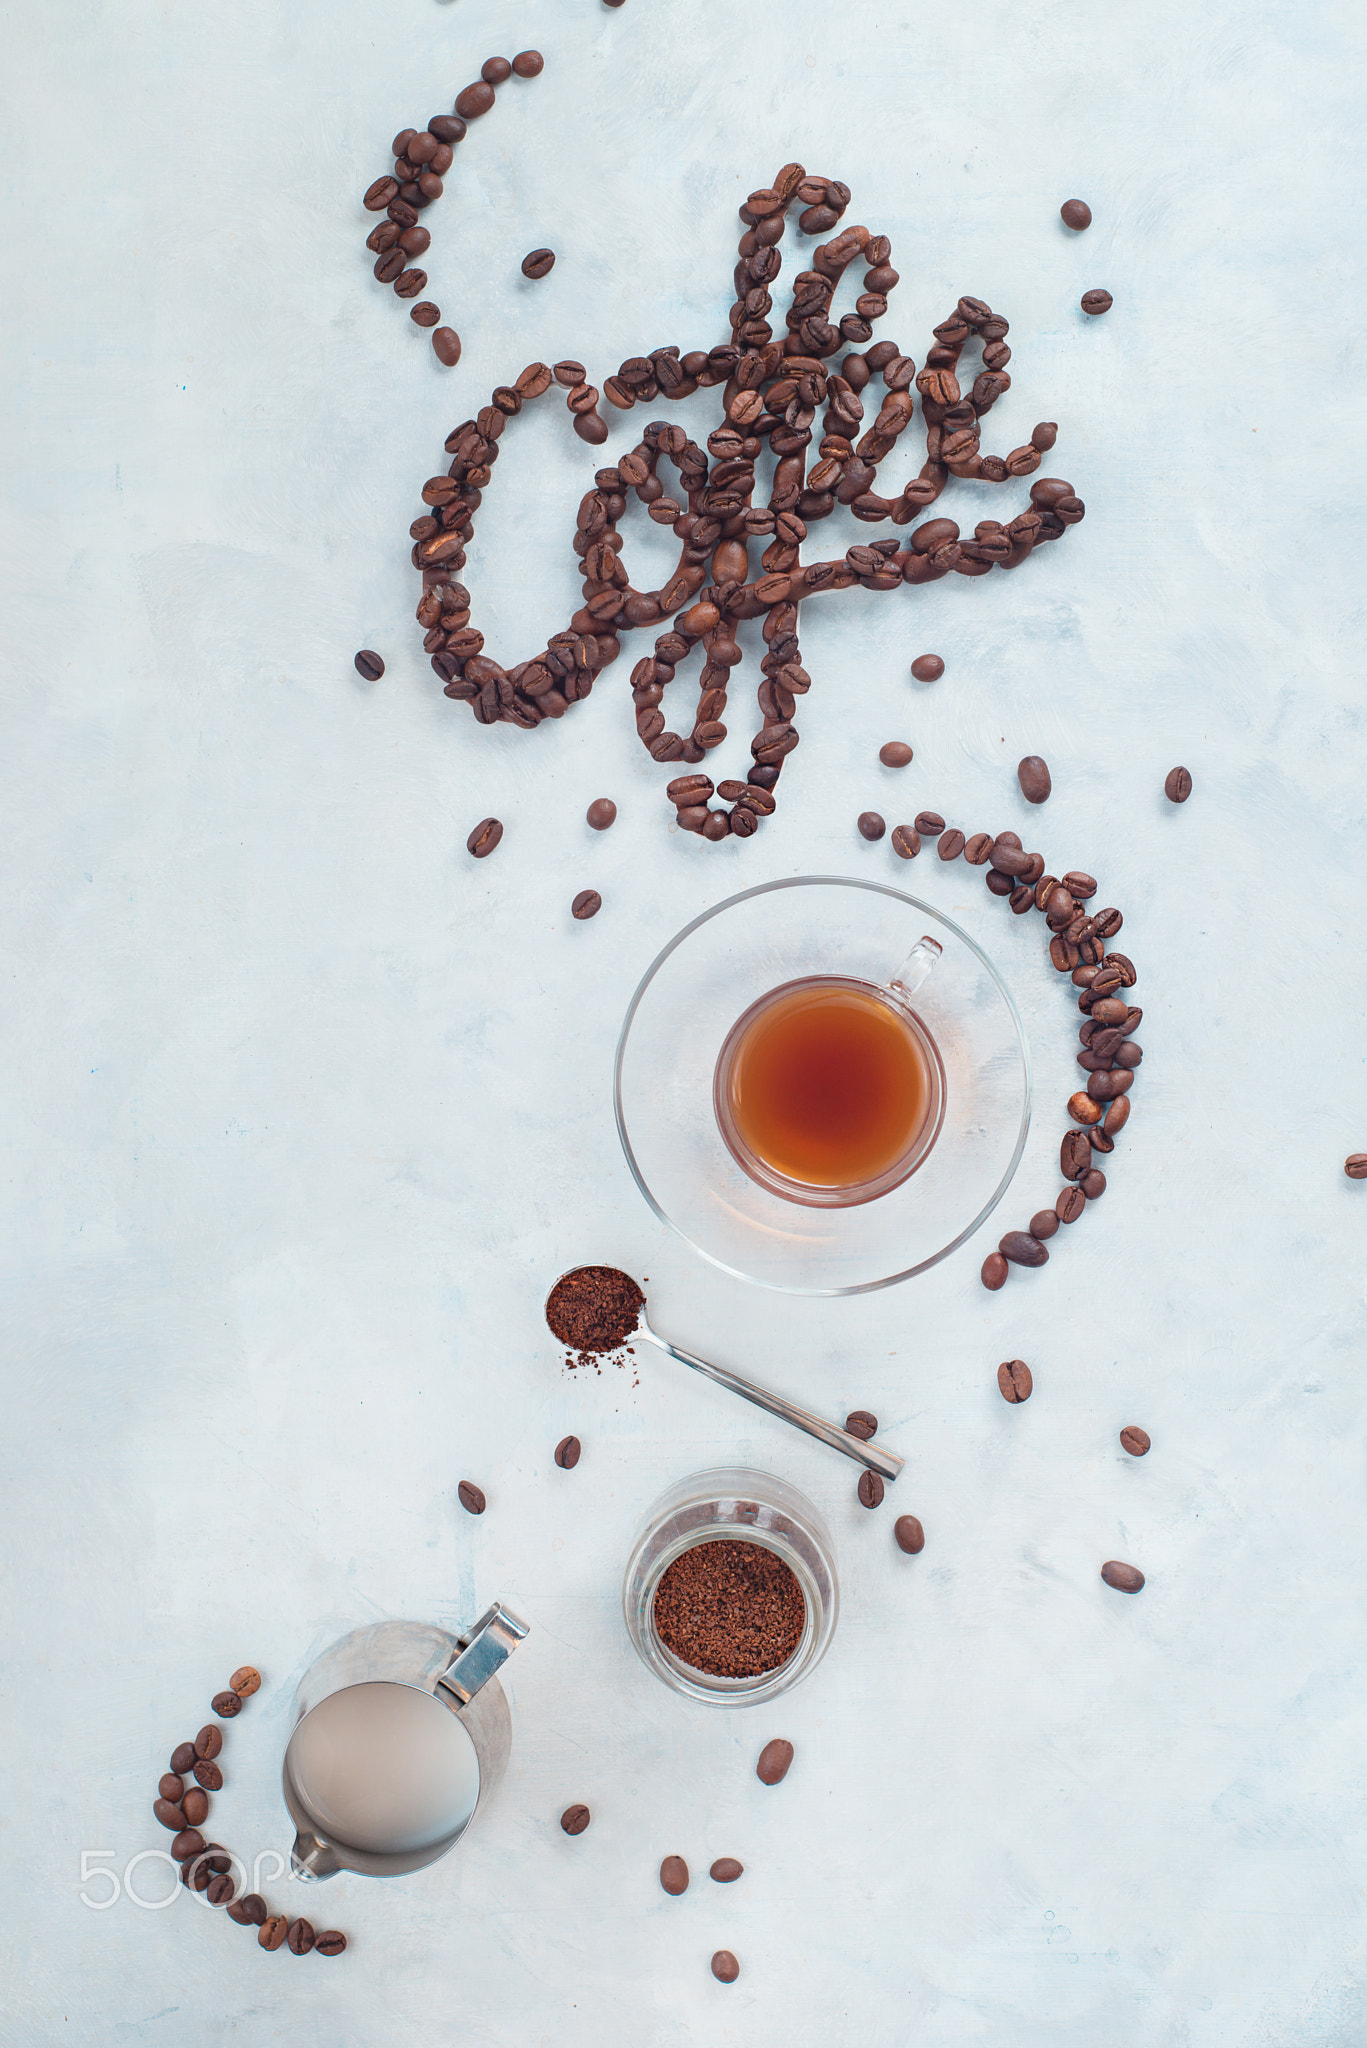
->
[1060,199,1092,230]
[315,1931,347,1956]
[1062,871,1097,900]
[230,1666,261,1699]
[894,1514,925,1555]
[182,1787,210,1827]
[1017,755,1051,804]
[195,1725,223,1762]
[259,1914,289,1951]
[757,1737,794,1785]
[1081,289,1113,316]
[999,1230,1048,1267]
[1120,1426,1151,1457]
[1029,1209,1060,1241]
[467,817,502,859]
[432,327,462,367]
[1069,1090,1102,1125]
[667,773,713,806]
[1061,1130,1092,1179]
[228,1892,268,1926]
[1032,421,1059,450]
[857,1470,885,1509]
[710,1857,744,1883]
[1056,1184,1086,1224]
[353,649,384,681]
[364,176,400,212]
[154,1798,186,1831]
[964,831,993,865]
[572,889,602,920]
[455,81,496,119]
[1088,1126,1114,1154]
[428,115,467,146]
[512,49,544,77]
[560,1803,591,1835]
[522,248,556,280]
[394,268,427,300]
[212,1691,242,1719]
[660,1855,689,1895]
[1080,1168,1106,1199]
[287,1918,316,1955]
[938,828,967,861]
[203,1845,231,1874]
[891,824,920,859]
[1164,765,1192,803]
[586,797,617,830]
[458,1479,486,1515]
[193,1758,223,1791]
[1346,1154,1367,1179]
[183,1856,211,1891]
[171,1828,206,1863]
[373,248,405,284]
[913,810,945,836]
[879,740,913,767]
[410,301,441,328]
[910,653,944,682]
[481,55,512,83]
[207,1873,236,1907]
[712,1952,741,1984]
[844,1409,878,1440]
[998,1359,1033,1403]
[1090,996,1129,1027]
[858,811,886,841]
[1115,1040,1142,1069]
[158,1773,184,1803]
[170,1741,197,1776]
[554,1435,581,1469]
[398,226,431,259]
[1101,1560,1144,1593]
[981,1251,1008,1290]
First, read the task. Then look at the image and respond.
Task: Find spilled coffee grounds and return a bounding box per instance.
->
[652,1539,805,1678]
[545,1266,644,1369]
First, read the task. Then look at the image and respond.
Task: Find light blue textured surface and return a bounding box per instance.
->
[3,2,1366,2042]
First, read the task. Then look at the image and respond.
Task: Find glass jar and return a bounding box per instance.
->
[622,1468,839,1707]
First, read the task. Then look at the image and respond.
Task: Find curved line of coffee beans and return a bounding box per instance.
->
[152,1666,346,1956]
[361,51,547,369]
[890,819,1138,1285]
[408,160,1086,839]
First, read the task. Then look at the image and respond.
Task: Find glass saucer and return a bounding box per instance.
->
[613,876,1031,1295]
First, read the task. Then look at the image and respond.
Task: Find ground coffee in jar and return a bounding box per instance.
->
[652,1539,805,1678]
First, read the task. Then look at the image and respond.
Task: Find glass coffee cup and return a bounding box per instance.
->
[713,936,945,1207]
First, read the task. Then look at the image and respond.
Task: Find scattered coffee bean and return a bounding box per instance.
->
[998,1359,1033,1403]
[891,825,920,859]
[363,177,400,213]
[287,1918,316,1955]
[1060,199,1092,230]
[230,1666,261,1699]
[458,1480,487,1515]
[913,810,944,835]
[207,1873,236,1907]
[586,798,617,830]
[1101,1560,1144,1593]
[879,741,913,768]
[756,1738,794,1785]
[1080,1168,1107,1199]
[1081,289,1113,316]
[938,828,966,861]
[1029,1209,1060,1241]
[512,50,544,77]
[712,1951,740,1983]
[182,1788,210,1827]
[203,1845,231,1875]
[315,1931,348,1956]
[481,56,512,85]
[845,1410,878,1440]
[981,1251,1008,1290]
[259,1914,289,1951]
[170,1742,197,1776]
[560,1803,591,1836]
[572,889,602,920]
[1031,422,1058,451]
[195,1725,223,1762]
[432,327,461,367]
[1056,1184,1086,1224]
[410,301,441,328]
[353,649,384,681]
[554,1434,581,1469]
[1017,755,1051,804]
[710,1857,744,1883]
[212,1692,242,1719]
[894,1514,925,1555]
[154,1798,186,1831]
[1120,1426,1151,1457]
[660,1855,689,1895]
[1346,1155,1367,1179]
[467,817,503,858]
[171,1829,206,1863]
[455,81,496,119]
[858,811,886,841]
[228,1892,268,1926]
[999,1230,1048,1267]
[193,1758,223,1791]
[857,1470,885,1509]
[964,831,993,864]
[1164,765,1192,803]
[910,654,944,682]
[158,1774,184,1804]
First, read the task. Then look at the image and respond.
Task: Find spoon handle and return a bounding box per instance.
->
[638,1324,904,1482]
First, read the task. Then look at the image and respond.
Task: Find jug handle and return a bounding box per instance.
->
[436,1600,530,1706]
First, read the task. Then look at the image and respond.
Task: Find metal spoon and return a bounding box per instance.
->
[548,1270,903,1482]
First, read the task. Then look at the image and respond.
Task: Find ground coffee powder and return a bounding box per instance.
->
[545,1266,645,1369]
[652,1539,805,1678]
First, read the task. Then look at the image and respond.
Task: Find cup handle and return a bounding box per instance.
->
[888,934,942,1005]
[435,1600,530,1707]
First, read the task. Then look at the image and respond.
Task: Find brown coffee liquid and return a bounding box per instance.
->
[726,981,930,1189]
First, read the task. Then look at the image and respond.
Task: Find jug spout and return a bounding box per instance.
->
[291,1829,341,1881]
[436,1599,530,1706]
